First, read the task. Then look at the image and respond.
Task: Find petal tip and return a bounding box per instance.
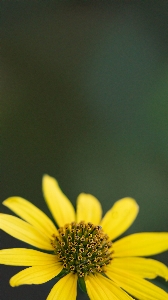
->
[2,197,14,206]
[3,196,26,207]
[42,174,50,182]
[123,197,139,212]
[9,278,16,287]
[42,174,59,187]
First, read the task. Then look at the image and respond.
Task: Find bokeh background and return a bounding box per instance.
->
[1,1,168,299]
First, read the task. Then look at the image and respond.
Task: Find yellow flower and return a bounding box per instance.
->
[0,174,168,300]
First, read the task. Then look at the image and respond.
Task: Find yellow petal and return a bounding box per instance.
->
[113,232,168,257]
[76,193,102,224]
[10,263,63,286]
[106,268,168,300]
[47,273,77,300]
[42,175,75,227]
[108,257,168,280]
[100,197,139,240]
[0,248,57,266]
[85,273,134,300]
[0,214,53,250]
[3,197,58,239]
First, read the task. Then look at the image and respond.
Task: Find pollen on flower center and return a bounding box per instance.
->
[51,221,113,277]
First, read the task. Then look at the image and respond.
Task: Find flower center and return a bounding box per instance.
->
[51,221,113,277]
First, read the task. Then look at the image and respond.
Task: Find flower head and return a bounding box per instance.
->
[0,174,168,300]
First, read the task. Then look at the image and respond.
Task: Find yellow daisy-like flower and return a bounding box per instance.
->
[0,174,168,300]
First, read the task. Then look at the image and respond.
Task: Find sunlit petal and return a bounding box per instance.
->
[10,263,63,286]
[85,273,134,300]
[113,232,168,257]
[108,257,168,280]
[76,193,102,224]
[47,273,77,300]
[0,248,57,266]
[42,175,75,227]
[0,214,53,250]
[3,197,58,238]
[106,268,168,300]
[100,197,139,240]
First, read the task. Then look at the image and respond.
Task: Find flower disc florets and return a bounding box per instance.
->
[51,221,113,277]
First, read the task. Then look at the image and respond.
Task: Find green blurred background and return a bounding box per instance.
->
[1,1,168,299]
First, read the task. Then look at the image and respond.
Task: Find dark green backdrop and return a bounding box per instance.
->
[1,1,168,299]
